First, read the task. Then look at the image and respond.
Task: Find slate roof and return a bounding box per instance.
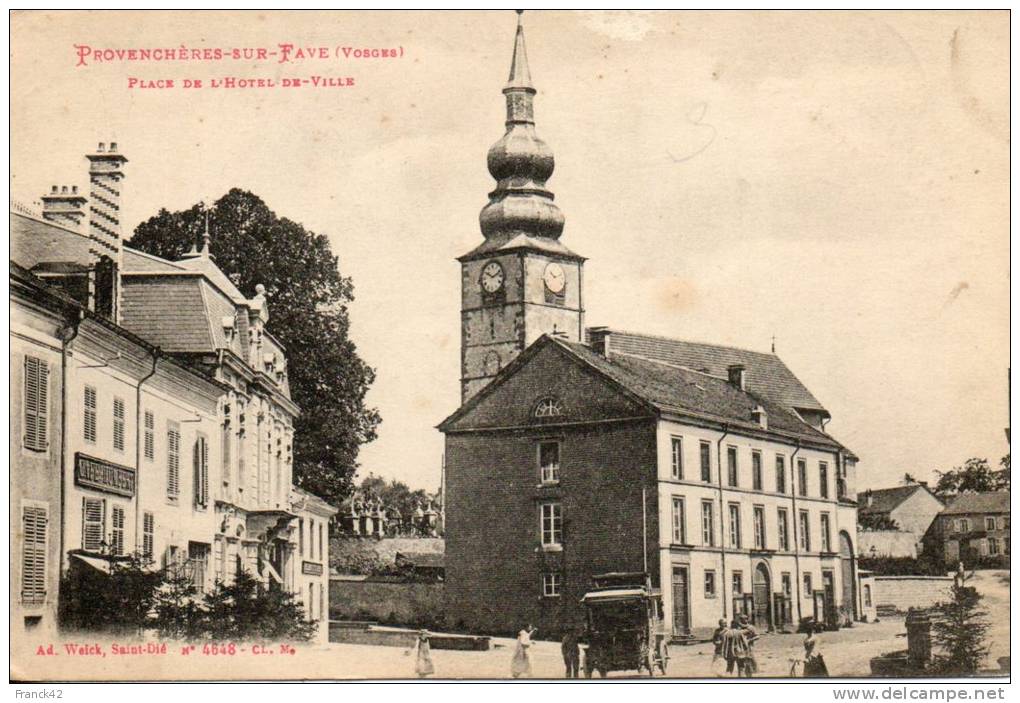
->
[942,491,1011,515]
[859,485,939,515]
[558,338,843,449]
[441,334,850,453]
[122,247,186,273]
[176,254,248,304]
[11,260,225,392]
[291,486,338,515]
[10,212,94,268]
[120,276,215,352]
[595,329,828,415]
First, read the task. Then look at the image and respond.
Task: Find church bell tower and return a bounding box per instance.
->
[459,12,585,403]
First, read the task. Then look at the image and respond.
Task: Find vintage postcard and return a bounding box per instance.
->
[8,9,1010,683]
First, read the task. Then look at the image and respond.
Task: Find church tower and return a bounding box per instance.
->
[460,12,585,402]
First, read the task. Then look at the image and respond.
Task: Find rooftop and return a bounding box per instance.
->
[941,491,1011,516]
[594,328,828,416]
[859,484,941,515]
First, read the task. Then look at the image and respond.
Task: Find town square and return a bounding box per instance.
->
[8,10,1009,683]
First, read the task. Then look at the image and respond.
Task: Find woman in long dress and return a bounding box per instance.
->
[510,625,536,678]
[802,624,829,677]
[413,629,435,678]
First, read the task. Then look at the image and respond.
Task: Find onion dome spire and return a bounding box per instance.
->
[479,11,565,241]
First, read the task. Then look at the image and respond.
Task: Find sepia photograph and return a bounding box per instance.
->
[7,9,1010,685]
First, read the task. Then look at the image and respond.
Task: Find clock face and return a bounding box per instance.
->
[480,261,505,293]
[543,262,566,294]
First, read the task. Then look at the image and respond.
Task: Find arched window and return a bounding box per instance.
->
[484,351,501,376]
[534,397,563,418]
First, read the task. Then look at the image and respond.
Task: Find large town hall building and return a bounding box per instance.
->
[440,15,862,639]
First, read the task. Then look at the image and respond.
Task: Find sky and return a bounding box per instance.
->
[10,10,1010,493]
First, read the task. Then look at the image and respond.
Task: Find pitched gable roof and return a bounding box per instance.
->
[596,329,828,416]
[440,334,850,453]
[942,491,1010,515]
[859,484,940,515]
[562,340,842,448]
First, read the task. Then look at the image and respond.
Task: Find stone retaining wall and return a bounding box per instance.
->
[873,575,954,613]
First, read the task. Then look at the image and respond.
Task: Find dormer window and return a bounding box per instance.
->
[221,315,235,342]
[534,397,563,418]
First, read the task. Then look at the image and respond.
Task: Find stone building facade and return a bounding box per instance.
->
[858,483,944,557]
[924,491,1010,567]
[10,142,336,642]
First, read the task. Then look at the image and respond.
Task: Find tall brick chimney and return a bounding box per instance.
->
[85,142,128,322]
[40,185,87,229]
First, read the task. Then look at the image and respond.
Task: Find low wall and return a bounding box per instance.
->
[327,623,489,650]
[857,530,918,559]
[330,576,444,627]
[873,575,954,613]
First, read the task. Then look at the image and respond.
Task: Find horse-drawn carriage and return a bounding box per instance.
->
[581,572,669,678]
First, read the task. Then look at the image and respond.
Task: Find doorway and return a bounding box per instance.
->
[839,531,857,621]
[671,566,690,636]
[752,563,772,630]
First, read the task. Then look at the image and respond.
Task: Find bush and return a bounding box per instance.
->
[61,557,316,642]
[858,555,945,576]
[199,571,316,642]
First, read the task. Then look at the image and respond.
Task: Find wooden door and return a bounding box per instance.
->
[752,564,772,629]
[671,566,690,635]
[839,531,857,620]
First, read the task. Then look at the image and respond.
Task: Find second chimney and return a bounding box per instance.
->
[588,326,611,358]
[40,184,87,229]
[727,363,747,391]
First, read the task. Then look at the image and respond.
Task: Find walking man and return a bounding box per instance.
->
[561,627,581,678]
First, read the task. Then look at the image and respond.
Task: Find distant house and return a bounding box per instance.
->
[925,491,1011,568]
[858,484,944,557]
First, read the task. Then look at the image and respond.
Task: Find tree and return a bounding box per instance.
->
[928,584,990,676]
[130,190,381,504]
[59,554,164,634]
[358,475,432,519]
[933,456,1010,500]
[151,567,204,640]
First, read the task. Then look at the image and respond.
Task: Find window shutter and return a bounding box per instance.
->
[202,437,209,505]
[167,424,180,498]
[23,357,49,451]
[112,397,125,451]
[111,505,125,555]
[142,512,154,562]
[193,437,209,507]
[143,411,155,460]
[21,506,48,604]
[82,497,105,552]
[83,386,97,443]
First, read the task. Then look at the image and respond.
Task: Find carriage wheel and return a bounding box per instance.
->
[658,643,669,675]
[639,641,654,677]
